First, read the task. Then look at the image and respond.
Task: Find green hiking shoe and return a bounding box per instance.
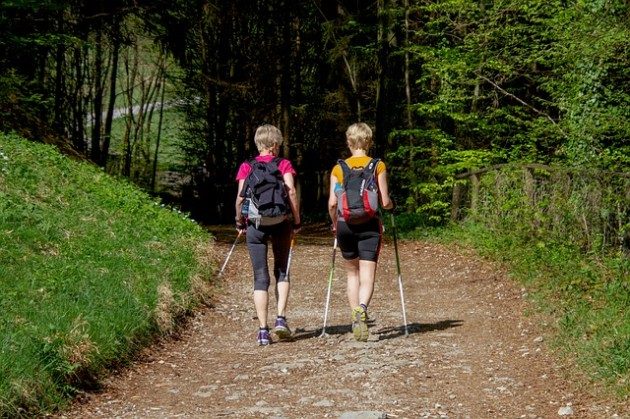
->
[351,306,369,342]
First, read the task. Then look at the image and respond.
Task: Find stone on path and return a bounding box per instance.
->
[339,412,388,419]
[558,405,574,416]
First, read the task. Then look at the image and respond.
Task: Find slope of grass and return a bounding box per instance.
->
[0,133,216,416]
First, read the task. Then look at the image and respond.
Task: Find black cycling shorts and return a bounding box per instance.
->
[336,218,382,262]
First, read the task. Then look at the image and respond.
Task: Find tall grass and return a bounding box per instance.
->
[0,133,215,416]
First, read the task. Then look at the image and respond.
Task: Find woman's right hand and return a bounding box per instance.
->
[235,217,246,233]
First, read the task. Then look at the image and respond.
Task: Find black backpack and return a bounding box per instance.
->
[240,157,289,226]
[335,158,380,224]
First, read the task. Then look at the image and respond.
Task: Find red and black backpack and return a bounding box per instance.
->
[335,158,380,224]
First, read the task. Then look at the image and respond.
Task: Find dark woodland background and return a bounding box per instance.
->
[1,0,628,223]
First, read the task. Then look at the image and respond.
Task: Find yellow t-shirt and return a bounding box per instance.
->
[331,156,386,184]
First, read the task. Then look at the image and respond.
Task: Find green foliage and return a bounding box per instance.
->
[547,0,630,166]
[465,166,630,252]
[388,129,502,224]
[390,0,628,224]
[1,0,628,227]
[0,71,49,137]
[107,108,187,179]
[0,133,215,416]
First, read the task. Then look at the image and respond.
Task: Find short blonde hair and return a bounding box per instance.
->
[254,124,283,152]
[346,122,373,151]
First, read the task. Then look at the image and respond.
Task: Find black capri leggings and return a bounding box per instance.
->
[246,220,292,291]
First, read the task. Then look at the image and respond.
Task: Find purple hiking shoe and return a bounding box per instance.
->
[257,328,271,346]
[273,317,292,340]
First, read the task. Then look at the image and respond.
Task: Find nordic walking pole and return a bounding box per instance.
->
[286,235,296,280]
[319,237,338,337]
[390,212,409,336]
[219,230,243,276]
[275,234,296,304]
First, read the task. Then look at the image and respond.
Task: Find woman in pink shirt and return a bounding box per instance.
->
[234,125,301,346]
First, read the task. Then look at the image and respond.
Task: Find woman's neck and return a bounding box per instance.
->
[350,149,367,157]
[260,149,275,157]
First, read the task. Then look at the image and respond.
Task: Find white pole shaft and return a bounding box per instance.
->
[320,238,337,336]
[397,273,409,336]
[286,236,295,280]
[219,231,242,276]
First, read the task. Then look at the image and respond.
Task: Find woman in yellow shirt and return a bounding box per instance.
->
[328,122,394,342]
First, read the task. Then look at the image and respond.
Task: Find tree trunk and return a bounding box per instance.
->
[70,41,87,153]
[375,0,390,153]
[404,0,412,130]
[53,8,65,137]
[91,23,104,163]
[122,42,139,177]
[151,69,167,192]
[280,1,292,159]
[101,22,121,168]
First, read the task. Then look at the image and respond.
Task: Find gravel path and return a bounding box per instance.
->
[59,226,624,418]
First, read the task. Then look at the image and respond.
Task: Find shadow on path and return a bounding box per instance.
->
[290,319,463,342]
[376,319,464,340]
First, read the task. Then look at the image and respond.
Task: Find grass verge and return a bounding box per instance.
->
[0,133,216,416]
[394,213,629,399]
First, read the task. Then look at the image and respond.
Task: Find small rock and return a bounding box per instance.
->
[558,406,574,416]
[339,412,387,419]
[534,336,544,343]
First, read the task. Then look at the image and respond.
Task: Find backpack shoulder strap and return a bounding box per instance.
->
[366,158,380,175]
[240,159,257,197]
[337,159,352,177]
[269,157,282,173]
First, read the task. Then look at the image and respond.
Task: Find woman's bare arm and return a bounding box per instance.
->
[283,173,301,227]
[377,170,393,210]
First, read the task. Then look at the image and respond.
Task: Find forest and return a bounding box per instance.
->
[1,1,629,415]
[1,0,628,226]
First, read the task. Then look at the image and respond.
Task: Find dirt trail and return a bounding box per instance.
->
[60,226,623,418]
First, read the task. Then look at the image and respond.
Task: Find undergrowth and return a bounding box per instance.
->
[0,133,216,417]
